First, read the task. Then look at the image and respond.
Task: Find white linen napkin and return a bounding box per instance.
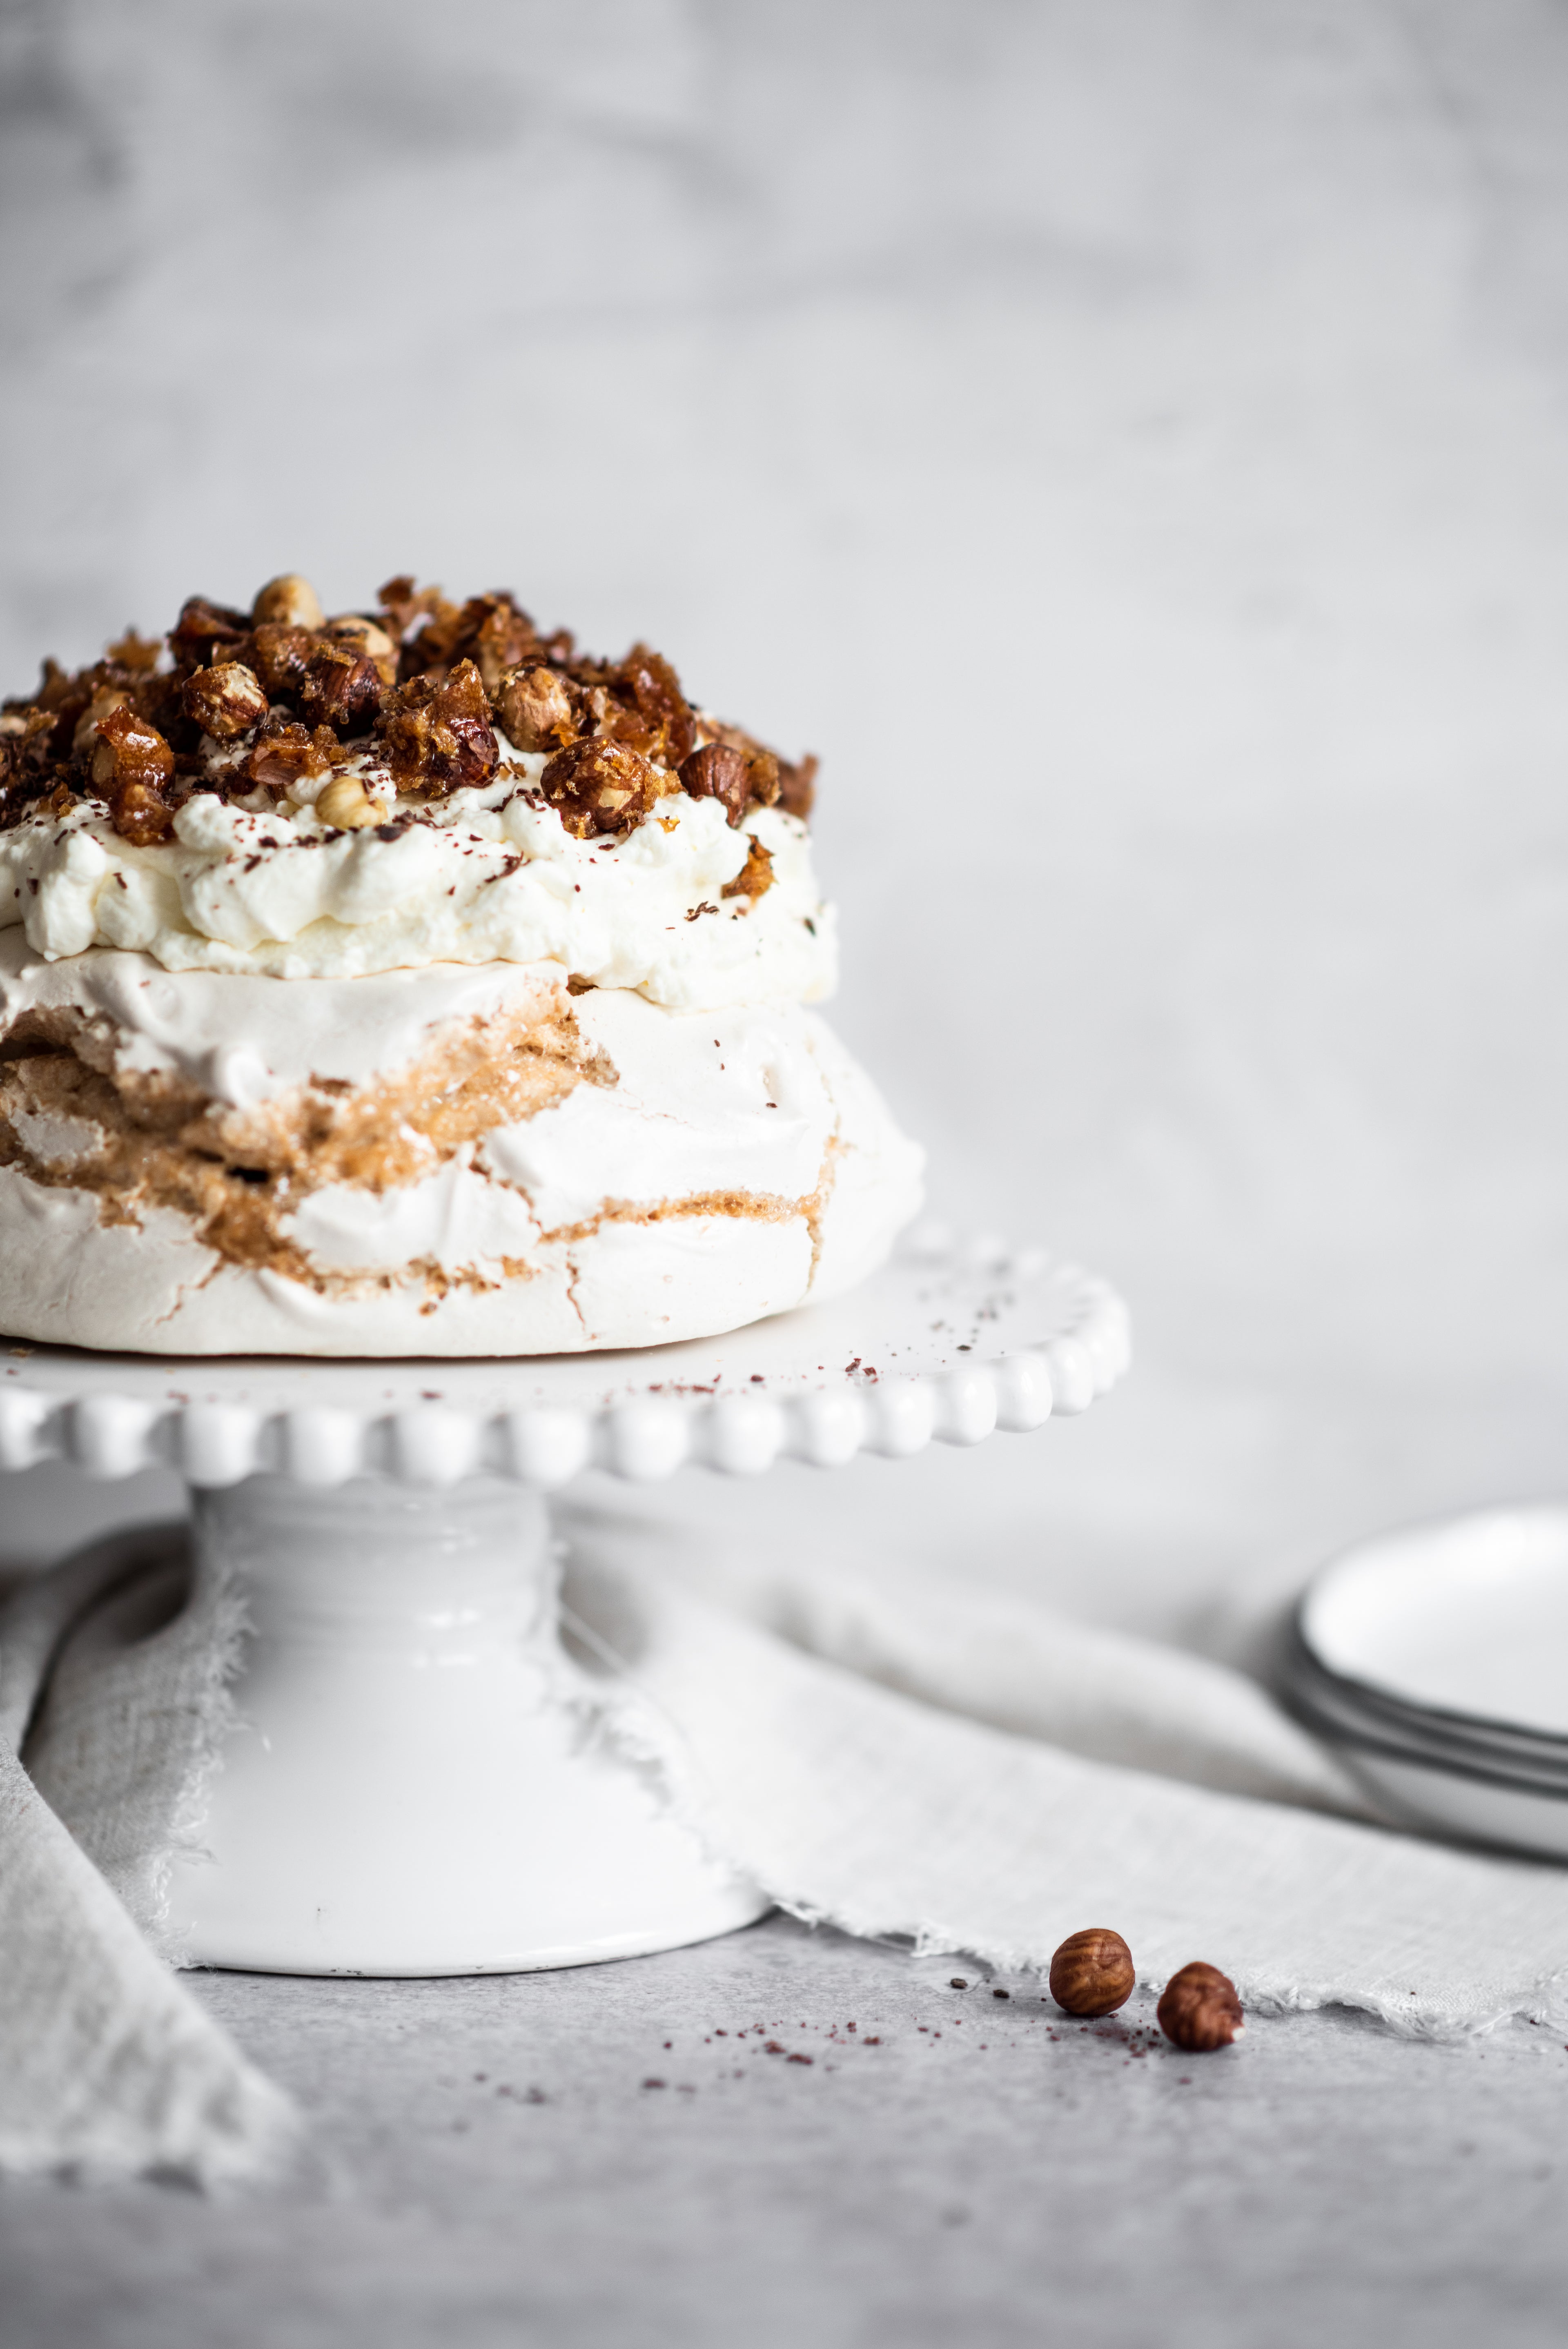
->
[0,1528,294,2184]
[4,1506,1568,2184]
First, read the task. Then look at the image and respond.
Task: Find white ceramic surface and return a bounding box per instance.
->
[1294,1507,1568,1861]
[1338,1753,1568,1866]
[0,1228,1129,1488]
[163,1479,765,1975]
[1300,1508,1568,1740]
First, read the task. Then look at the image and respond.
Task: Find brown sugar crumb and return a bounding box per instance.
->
[0,574,820,841]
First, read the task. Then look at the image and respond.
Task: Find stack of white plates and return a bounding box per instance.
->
[1283,1507,1568,1861]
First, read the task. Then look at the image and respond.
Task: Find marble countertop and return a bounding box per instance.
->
[5,1913,1567,2349]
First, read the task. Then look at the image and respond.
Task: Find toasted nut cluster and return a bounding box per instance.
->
[497,665,575,753]
[90,703,176,844]
[379,659,498,794]
[1048,1928,1136,2017]
[183,662,270,741]
[539,737,679,840]
[1156,1962,1244,2051]
[0,572,819,846]
[323,614,397,687]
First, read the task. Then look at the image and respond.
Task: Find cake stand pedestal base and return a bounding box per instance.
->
[164,1477,764,1977]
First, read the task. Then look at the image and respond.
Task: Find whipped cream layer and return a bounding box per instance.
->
[0,944,922,1356]
[0,752,835,1010]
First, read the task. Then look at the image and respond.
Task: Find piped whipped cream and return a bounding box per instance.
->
[0,748,835,1010]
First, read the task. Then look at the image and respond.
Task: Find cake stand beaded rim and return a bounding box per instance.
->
[0,1225,1129,1489]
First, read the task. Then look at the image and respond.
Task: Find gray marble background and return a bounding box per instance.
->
[4,0,1568,1629]
[4,7,1568,2343]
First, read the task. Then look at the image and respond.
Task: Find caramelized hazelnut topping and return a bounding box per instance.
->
[167,596,250,671]
[0,574,818,841]
[91,704,176,843]
[298,641,384,733]
[324,616,398,689]
[539,738,678,839]
[497,666,577,754]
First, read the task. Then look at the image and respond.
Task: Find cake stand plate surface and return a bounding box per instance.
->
[4,1229,1128,1977]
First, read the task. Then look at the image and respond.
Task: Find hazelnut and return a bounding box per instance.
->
[1156,1962,1243,2052]
[298,642,383,732]
[72,688,129,759]
[324,614,398,688]
[1048,1928,1136,2018]
[497,666,575,753]
[538,737,675,838]
[252,573,325,632]
[315,773,381,831]
[680,741,750,824]
[182,662,269,741]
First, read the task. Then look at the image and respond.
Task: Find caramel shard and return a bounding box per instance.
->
[105,630,163,675]
[168,597,250,671]
[298,641,385,733]
[376,658,499,794]
[778,753,817,820]
[721,839,775,902]
[247,624,316,702]
[602,645,695,768]
[91,704,175,843]
[245,719,335,793]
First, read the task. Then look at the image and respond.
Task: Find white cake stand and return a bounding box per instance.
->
[0,1225,1127,1978]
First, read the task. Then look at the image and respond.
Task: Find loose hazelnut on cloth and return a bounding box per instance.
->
[1048,1928,1136,2017]
[1157,1962,1244,2051]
